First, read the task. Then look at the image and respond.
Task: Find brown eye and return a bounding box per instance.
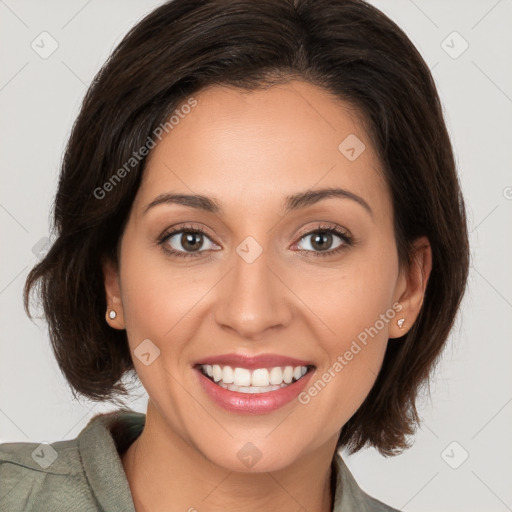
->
[166,230,217,253]
[159,226,220,257]
[179,232,204,252]
[296,229,348,253]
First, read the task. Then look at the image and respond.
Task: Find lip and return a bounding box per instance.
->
[194,353,314,370]
[195,365,315,415]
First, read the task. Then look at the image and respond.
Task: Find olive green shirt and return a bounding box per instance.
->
[0,410,400,511]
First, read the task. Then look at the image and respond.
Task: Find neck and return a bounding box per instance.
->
[121,403,337,512]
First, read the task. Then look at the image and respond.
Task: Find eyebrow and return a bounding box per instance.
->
[143,187,372,217]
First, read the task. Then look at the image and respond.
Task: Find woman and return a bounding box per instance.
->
[0,0,469,510]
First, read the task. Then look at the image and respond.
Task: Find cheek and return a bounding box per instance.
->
[293,243,399,346]
[293,241,398,420]
[118,237,216,358]
[117,241,208,410]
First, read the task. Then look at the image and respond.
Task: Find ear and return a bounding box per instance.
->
[389,236,432,338]
[102,256,126,330]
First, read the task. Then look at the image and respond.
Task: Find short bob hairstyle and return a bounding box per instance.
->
[24,0,469,456]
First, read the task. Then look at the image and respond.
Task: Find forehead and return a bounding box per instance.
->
[135,80,390,219]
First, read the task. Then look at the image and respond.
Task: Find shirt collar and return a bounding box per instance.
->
[332,450,373,512]
[78,409,143,512]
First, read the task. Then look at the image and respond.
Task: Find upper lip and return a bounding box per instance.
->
[194,353,315,370]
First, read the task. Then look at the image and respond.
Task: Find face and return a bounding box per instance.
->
[104,80,426,472]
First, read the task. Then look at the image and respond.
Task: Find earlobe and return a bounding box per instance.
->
[102,257,126,330]
[390,236,432,338]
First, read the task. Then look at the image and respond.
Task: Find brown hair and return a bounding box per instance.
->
[24,0,469,456]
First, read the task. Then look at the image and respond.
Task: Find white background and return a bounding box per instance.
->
[1,1,511,511]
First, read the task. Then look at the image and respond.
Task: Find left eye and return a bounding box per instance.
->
[296,230,347,253]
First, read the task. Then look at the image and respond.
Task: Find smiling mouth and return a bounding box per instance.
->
[197,364,315,394]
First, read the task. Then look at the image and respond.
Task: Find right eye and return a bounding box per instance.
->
[158,225,221,258]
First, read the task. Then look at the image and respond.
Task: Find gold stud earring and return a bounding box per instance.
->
[397,318,405,329]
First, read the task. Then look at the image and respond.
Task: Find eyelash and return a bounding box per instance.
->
[157,223,353,259]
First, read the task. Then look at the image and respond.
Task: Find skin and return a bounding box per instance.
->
[103,80,432,512]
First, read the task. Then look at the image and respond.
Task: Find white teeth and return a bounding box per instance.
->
[269,367,283,385]
[233,367,251,387]
[200,363,310,392]
[212,364,223,382]
[222,366,234,384]
[218,382,287,393]
[251,368,269,386]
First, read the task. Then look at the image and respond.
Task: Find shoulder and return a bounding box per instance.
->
[0,435,91,511]
[0,409,144,512]
[332,452,402,512]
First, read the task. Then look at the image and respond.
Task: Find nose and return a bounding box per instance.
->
[214,245,293,340]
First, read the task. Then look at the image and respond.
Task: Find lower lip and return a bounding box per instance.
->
[195,368,315,414]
